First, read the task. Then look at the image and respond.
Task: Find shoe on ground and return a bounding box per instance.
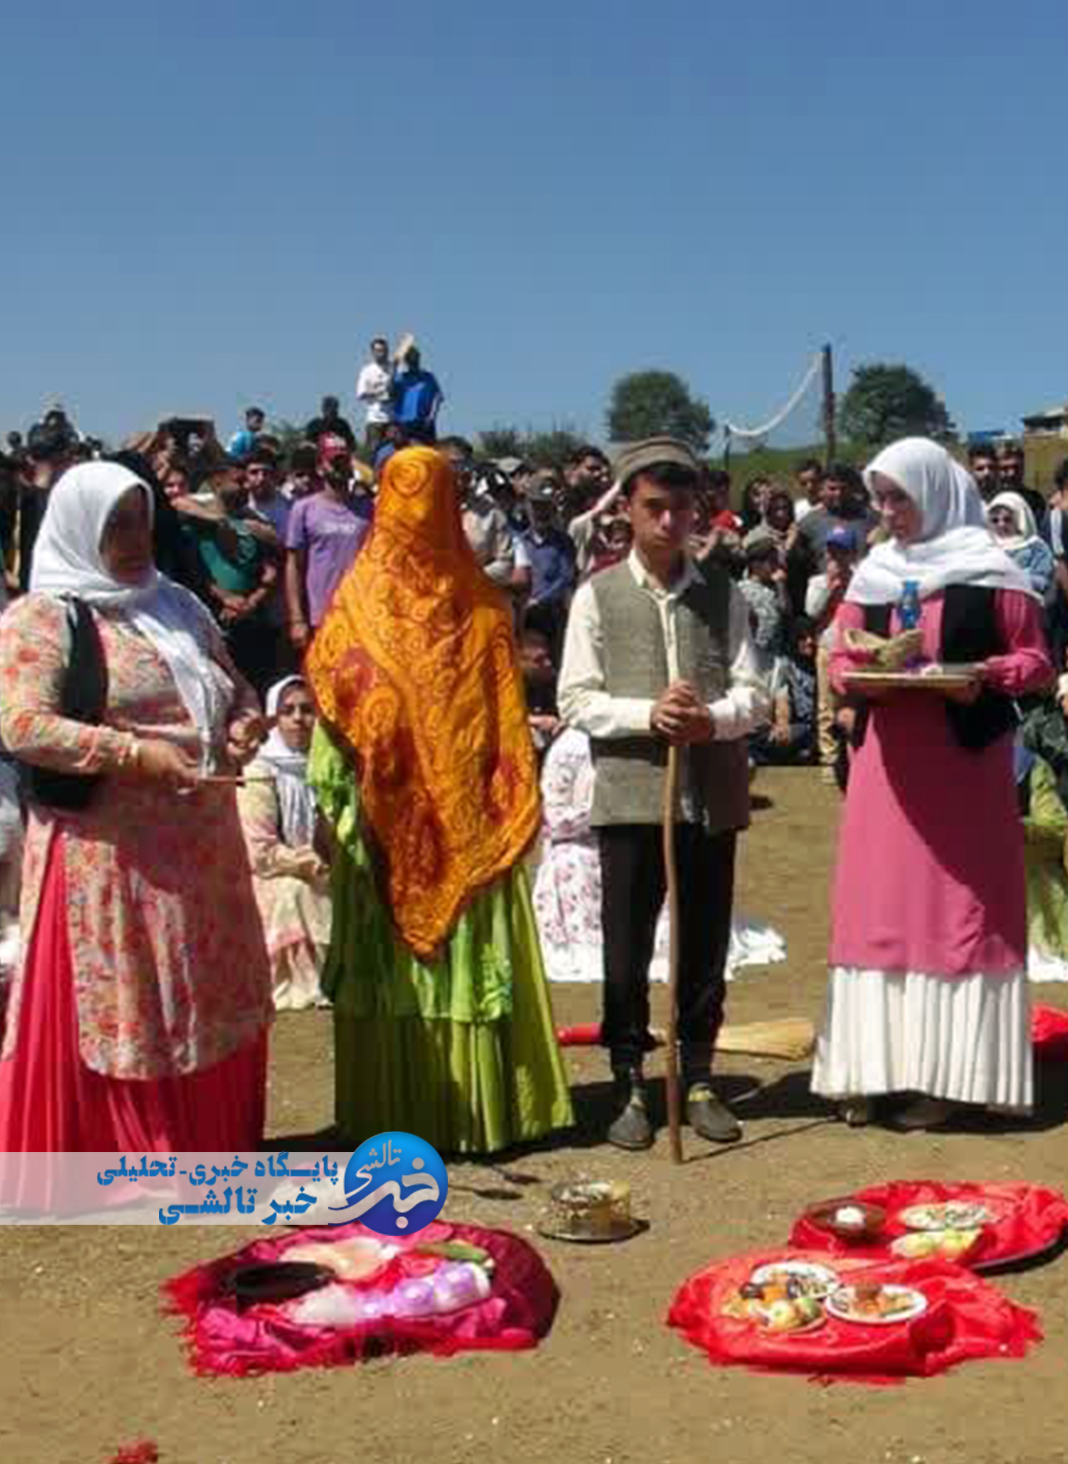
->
[839,1097,873,1127]
[686,1083,742,1144]
[607,1071,654,1151]
[890,1096,955,1132]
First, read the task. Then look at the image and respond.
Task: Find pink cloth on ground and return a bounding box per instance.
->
[829,590,1052,976]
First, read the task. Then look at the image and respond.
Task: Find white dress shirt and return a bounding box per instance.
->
[558,550,770,742]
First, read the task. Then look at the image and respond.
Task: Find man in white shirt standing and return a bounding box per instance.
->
[355,336,394,453]
[558,437,769,1151]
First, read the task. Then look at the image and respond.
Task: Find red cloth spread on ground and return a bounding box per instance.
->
[163,1220,557,1377]
[667,1247,1040,1384]
[1032,1003,1068,1058]
[789,1182,1068,1271]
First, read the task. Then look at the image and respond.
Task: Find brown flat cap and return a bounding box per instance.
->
[613,436,702,488]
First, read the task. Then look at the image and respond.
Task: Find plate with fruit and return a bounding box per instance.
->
[825,1282,927,1326]
[890,1228,981,1262]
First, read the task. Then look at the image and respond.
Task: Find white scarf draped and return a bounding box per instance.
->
[987,490,1040,553]
[29,461,230,770]
[847,437,1038,605]
[258,676,317,847]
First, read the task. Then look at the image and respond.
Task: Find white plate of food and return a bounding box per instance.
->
[825,1283,928,1326]
[747,1260,840,1300]
[898,1201,994,1232]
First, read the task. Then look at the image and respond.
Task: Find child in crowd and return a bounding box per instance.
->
[805,523,859,779]
[518,626,561,758]
[752,617,818,764]
[738,528,788,675]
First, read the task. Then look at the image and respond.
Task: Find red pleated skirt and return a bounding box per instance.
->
[0,836,267,1201]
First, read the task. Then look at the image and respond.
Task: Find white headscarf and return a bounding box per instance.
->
[258,676,317,847]
[30,461,231,768]
[987,491,1040,553]
[847,438,1038,605]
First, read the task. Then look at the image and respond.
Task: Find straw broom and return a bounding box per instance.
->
[662,746,684,1164]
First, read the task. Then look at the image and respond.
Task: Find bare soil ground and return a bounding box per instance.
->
[3,767,1068,1464]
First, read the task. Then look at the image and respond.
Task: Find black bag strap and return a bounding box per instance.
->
[20,596,108,811]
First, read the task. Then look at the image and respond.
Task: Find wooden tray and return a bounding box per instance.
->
[843,664,979,693]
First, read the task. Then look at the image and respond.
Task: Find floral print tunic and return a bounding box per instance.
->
[0,593,272,1079]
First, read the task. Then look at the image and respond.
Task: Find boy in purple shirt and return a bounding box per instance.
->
[285,435,373,653]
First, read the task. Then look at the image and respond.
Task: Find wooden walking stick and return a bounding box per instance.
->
[662,744,684,1164]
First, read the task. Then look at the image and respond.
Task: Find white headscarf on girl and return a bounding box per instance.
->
[987,490,1040,553]
[846,437,1038,605]
[258,676,317,847]
[30,461,231,770]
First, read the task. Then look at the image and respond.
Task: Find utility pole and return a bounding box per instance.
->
[821,343,836,467]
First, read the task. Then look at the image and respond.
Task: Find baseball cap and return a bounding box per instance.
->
[495,456,526,476]
[826,525,858,552]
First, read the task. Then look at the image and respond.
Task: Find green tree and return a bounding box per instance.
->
[473,425,588,471]
[606,370,715,454]
[838,363,955,447]
[477,426,525,460]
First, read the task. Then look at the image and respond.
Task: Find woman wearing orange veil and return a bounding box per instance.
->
[306,447,573,1153]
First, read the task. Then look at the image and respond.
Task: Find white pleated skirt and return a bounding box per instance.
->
[812,967,1033,1110]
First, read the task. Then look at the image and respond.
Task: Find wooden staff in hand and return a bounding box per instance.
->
[662,744,684,1164]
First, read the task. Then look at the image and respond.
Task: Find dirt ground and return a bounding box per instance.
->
[4,766,1068,1464]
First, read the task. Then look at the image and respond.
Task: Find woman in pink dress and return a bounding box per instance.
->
[0,462,272,1198]
[812,438,1053,1130]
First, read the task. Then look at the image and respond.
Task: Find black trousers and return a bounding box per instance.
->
[599,823,736,1073]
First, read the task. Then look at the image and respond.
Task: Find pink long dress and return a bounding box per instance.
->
[0,594,273,1202]
[811,589,1053,1107]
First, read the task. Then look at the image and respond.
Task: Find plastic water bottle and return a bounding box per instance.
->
[898,580,923,668]
[898,580,921,631]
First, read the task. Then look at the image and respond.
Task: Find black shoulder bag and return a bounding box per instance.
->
[17,597,108,811]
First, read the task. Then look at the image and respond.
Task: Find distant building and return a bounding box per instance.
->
[1020,401,1068,490]
[1022,403,1068,438]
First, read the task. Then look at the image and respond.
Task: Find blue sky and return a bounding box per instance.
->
[2,0,1066,450]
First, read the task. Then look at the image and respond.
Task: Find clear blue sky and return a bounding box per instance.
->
[2,0,1065,450]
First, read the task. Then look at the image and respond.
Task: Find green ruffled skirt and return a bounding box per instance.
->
[310,727,573,1155]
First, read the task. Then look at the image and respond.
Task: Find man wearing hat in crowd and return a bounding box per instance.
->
[519,475,577,658]
[804,523,860,780]
[739,526,789,678]
[558,437,770,1150]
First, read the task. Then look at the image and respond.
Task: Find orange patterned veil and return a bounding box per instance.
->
[306,447,540,958]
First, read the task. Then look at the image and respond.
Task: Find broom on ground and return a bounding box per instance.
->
[714,1018,815,1061]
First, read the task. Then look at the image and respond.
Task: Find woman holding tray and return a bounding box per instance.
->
[812,438,1053,1130]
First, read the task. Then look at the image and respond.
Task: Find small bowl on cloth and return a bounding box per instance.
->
[223,1262,335,1311]
[804,1198,886,1244]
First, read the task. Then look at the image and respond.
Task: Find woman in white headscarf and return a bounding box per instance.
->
[987,491,1056,601]
[812,439,1054,1131]
[238,676,331,1011]
[0,462,272,1182]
